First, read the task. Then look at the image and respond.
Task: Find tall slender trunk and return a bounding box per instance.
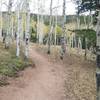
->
[47,0,52,54]
[37,14,40,43]
[5,0,13,49]
[77,1,80,30]
[77,16,80,30]
[71,35,74,48]
[39,15,44,44]
[37,0,40,43]
[96,11,100,100]
[89,10,93,28]
[84,37,88,60]
[25,0,30,59]
[0,0,2,38]
[84,16,87,29]
[11,14,14,40]
[87,10,93,29]
[54,13,57,46]
[39,0,44,44]
[16,1,21,57]
[78,37,82,54]
[73,34,77,48]
[62,0,66,37]
[60,0,66,59]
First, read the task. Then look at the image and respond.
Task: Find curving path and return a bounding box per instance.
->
[0,45,67,100]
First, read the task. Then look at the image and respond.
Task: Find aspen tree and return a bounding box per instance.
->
[11,13,14,40]
[37,0,40,43]
[39,0,45,44]
[89,11,93,28]
[0,0,2,38]
[78,37,82,55]
[76,0,82,30]
[54,13,57,46]
[71,34,74,48]
[47,0,53,54]
[96,9,100,100]
[16,0,21,57]
[25,0,30,59]
[54,0,60,46]
[73,33,77,48]
[60,0,66,59]
[77,16,80,29]
[5,0,13,49]
[39,15,44,44]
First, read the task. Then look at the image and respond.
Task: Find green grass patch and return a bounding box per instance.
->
[0,42,33,85]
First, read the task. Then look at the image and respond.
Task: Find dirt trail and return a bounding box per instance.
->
[0,45,67,100]
[0,44,96,100]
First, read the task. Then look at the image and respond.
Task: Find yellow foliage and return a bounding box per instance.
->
[44,25,49,35]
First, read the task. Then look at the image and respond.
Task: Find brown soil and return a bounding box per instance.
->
[0,44,96,100]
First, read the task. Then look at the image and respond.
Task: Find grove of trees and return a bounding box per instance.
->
[0,0,100,99]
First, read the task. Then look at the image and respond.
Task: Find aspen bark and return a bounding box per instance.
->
[77,17,80,30]
[39,15,44,44]
[47,0,53,54]
[16,0,24,57]
[0,0,2,38]
[39,0,44,44]
[96,11,100,100]
[5,0,13,49]
[37,0,40,43]
[25,0,30,59]
[60,0,66,59]
[54,13,57,46]
[16,0,21,57]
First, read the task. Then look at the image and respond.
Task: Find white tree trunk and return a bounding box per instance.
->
[77,16,80,30]
[78,37,82,49]
[0,0,2,38]
[5,0,13,48]
[25,1,30,59]
[89,11,93,28]
[37,0,40,43]
[54,14,57,46]
[16,3,21,57]
[11,14,14,39]
[39,15,44,44]
[38,0,45,44]
[78,37,82,55]
[60,0,66,59]
[16,0,24,57]
[47,0,53,54]
[37,14,40,43]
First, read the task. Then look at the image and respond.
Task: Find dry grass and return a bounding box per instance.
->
[36,44,96,100]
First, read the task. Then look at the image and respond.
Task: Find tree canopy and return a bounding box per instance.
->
[74,0,100,14]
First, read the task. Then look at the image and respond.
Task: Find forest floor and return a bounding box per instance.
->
[0,43,96,100]
[0,42,32,86]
